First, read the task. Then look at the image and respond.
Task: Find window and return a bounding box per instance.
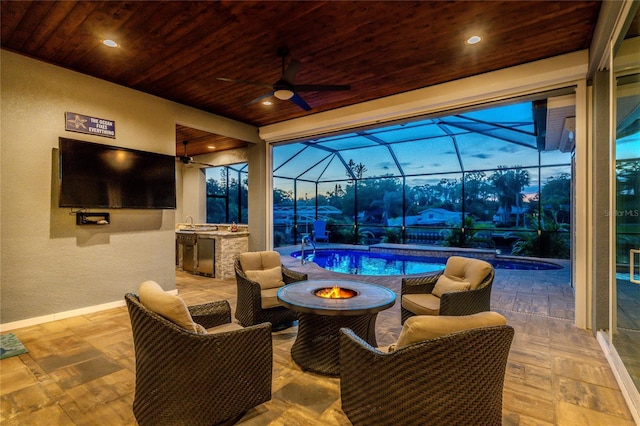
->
[206,163,248,224]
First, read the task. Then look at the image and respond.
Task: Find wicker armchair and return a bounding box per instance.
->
[401,255,495,324]
[234,251,307,329]
[125,293,272,426]
[339,318,514,426]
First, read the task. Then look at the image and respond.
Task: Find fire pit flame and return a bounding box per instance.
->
[314,286,357,299]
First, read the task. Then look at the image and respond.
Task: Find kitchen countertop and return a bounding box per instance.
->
[175,227,248,238]
[191,230,249,238]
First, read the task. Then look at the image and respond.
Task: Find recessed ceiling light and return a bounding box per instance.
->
[102,39,119,48]
[207,145,216,150]
[263,100,273,106]
[466,35,482,45]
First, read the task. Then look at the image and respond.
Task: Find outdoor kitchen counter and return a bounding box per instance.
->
[199,230,248,280]
[176,224,248,279]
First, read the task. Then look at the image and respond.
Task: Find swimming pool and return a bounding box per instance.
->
[291,249,562,276]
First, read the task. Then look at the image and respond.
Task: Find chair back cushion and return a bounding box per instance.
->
[443,256,493,290]
[138,280,206,334]
[245,266,285,290]
[393,311,507,349]
[432,275,471,297]
[239,251,282,271]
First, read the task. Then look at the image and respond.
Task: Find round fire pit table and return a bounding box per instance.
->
[277,279,396,376]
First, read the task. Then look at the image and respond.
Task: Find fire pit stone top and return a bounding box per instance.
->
[277,279,396,316]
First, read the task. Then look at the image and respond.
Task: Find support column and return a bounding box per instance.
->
[591,69,611,333]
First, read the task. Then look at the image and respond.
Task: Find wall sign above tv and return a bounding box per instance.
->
[58,138,176,209]
[65,112,115,139]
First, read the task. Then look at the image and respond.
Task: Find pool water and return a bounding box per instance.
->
[291,249,562,276]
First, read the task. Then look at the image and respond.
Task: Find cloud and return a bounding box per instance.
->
[377,161,395,171]
[500,144,529,153]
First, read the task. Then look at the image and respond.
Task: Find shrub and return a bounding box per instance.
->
[381,227,401,243]
[511,219,570,259]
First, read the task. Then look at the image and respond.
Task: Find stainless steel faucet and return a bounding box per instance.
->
[185,216,194,228]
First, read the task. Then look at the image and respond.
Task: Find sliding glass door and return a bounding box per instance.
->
[612,43,640,392]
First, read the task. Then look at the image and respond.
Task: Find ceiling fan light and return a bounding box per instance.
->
[274,89,294,100]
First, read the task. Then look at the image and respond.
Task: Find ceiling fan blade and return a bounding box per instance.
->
[282,59,300,84]
[293,84,351,92]
[192,160,216,168]
[216,77,272,89]
[176,152,215,168]
[246,91,274,105]
[290,92,311,111]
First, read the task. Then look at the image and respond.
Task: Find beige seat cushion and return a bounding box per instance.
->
[245,266,285,290]
[260,287,283,309]
[206,322,243,334]
[444,256,493,290]
[138,280,206,334]
[239,251,281,271]
[393,311,507,350]
[402,293,441,316]
[377,345,394,353]
[432,275,471,297]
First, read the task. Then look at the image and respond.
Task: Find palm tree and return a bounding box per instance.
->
[490,166,530,226]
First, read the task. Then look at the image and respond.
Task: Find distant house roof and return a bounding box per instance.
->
[417,207,459,216]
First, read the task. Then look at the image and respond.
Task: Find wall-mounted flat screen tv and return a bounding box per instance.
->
[59,137,176,209]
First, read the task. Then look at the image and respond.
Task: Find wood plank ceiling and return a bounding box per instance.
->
[1,1,604,157]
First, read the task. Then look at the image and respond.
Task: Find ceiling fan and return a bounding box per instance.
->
[217,47,350,111]
[177,141,215,168]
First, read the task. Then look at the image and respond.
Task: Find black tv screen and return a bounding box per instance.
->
[59,137,176,209]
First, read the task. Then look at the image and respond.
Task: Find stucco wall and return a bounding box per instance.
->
[0,50,258,325]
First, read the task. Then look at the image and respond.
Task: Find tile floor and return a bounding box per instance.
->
[0,253,636,425]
